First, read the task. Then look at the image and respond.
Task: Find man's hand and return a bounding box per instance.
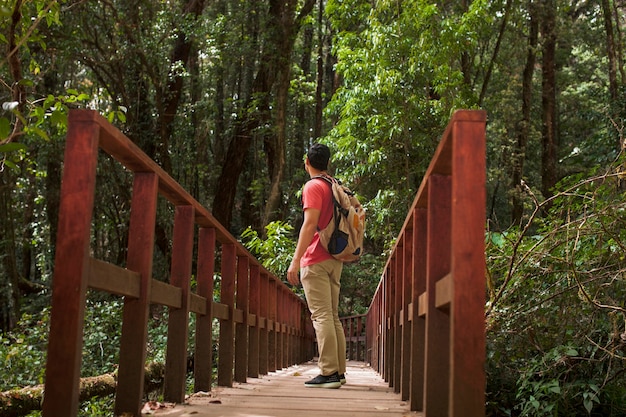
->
[287,258,300,286]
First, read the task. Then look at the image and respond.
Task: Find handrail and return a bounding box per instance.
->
[42,110,315,417]
[359,110,487,416]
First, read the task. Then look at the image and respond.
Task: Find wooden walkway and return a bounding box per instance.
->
[152,361,421,417]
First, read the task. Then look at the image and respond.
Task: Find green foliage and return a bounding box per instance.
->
[241,221,296,279]
[486,163,626,416]
[324,0,492,245]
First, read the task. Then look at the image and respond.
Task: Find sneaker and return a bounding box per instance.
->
[339,374,346,385]
[304,372,342,388]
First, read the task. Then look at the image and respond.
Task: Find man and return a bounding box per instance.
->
[287,143,347,389]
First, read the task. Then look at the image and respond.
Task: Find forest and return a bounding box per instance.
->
[1,0,625,416]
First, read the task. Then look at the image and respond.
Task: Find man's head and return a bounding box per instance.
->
[307,143,330,171]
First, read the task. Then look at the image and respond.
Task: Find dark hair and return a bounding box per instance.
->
[307,143,330,171]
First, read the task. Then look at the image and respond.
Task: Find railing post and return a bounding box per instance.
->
[449,113,486,416]
[401,230,413,401]
[218,243,236,387]
[195,227,216,392]
[42,118,100,417]
[259,272,269,375]
[235,255,250,383]
[248,264,261,377]
[394,248,402,393]
[268,279,277,372]
[164,205,195,402]
[410,208,427,411]
[115,172,159,416]
[424,174,452,416]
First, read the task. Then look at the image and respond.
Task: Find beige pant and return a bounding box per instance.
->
[301,258,347,376]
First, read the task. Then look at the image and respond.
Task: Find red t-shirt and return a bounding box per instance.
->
[300,177,334,267]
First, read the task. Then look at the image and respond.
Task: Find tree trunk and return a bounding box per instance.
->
[601,0,618,101]
[211,0,316,230]
[0,363,165,417]
[541,0,558,202]
[155,0,206,174]
[511,0,538,226]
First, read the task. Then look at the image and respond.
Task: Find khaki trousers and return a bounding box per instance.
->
[301,258,347,376]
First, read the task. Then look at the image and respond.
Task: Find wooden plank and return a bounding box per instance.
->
[88,257,140,297]
[449,110,487,417]
[114,172,159,416]
[400,231,412,401]
[218,243,237,387]
[194,227,216,392]
[435,273,452,312]
[409,208,427,412]
[151,280,182,308]
[235,256,250,383]
[43,118,100,417]
[259,272,269,375]
[423,175,451,416]
[393,248,402,394]
[248,263,260,377]
[268,279,277,372]
[153,361,421,417]
[189,293,207,315]
[164,205,195,403]
[212,302,229,320]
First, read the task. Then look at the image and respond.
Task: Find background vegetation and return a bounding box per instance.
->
[1,0,625,415]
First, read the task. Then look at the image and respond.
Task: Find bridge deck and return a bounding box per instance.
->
[153,360,421,417]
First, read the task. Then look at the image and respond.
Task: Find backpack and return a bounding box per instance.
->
[313,175,366,263]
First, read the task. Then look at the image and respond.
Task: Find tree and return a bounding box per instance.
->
[211,0,316,231]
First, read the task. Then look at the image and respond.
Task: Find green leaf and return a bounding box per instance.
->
[0,117,10,139]
[0,142,28,152]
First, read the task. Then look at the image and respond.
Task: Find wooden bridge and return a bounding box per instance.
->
[42,109,486,417]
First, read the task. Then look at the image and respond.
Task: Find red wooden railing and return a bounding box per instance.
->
[352,110,487,416]
[42,110,315,417]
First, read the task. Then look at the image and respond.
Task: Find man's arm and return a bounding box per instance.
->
[287,207,320,286]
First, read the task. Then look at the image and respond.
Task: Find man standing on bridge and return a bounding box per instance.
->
[287,143,346,389]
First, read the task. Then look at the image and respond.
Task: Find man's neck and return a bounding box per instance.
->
[308,168,327,178]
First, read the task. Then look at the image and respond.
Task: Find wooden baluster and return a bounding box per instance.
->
[164,205,195,402]
[115,172,159,416]
[194,227,216,392]
[394,247,402,393]
[410,208,427,412]
[43,118,100,417]
[424,174,452,416]
[268,279,277,372]
[235,256,250,383]
[259,272,269,375]
[248,264,261,378]
[218,243,236,387]
[401,230,413,401]
[450,112,486,417]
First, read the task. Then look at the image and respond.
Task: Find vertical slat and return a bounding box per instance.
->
[235,256,250,383]
[276,288,284,369]
[384,270,396,387]
[218,243,236,387]
[164,205,195,402]
[450,114,486,416]
[43,119,100,417]
[115,173,159,416]
[424,174,452,416]
[259,272,269,375]
[394,248,402,393]
[248,264,261,378]
[410,208,427,411]
[194,227,216,392]
[268,279,277,372]
[401,230,413,401]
